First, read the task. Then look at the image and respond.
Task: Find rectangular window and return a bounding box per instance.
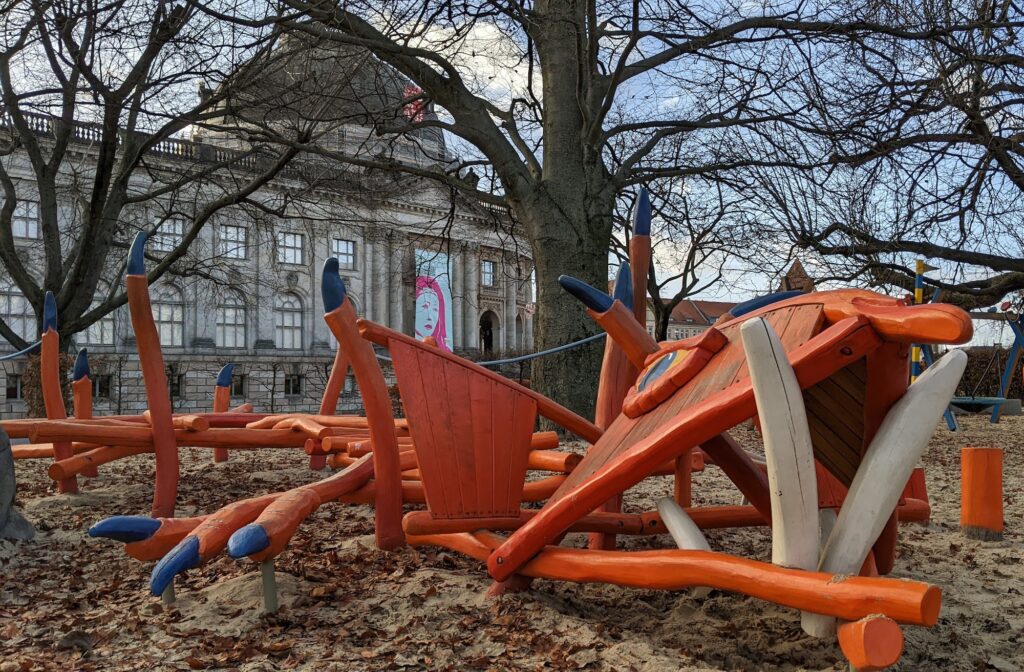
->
[277,232,304,264]
[12,201,39,239]
[92,374,112,399]
[168,373,185,399]
[283,373,303,396]
[218,224,248,259]
[344,374,355,393]
[231,374,246,397]
[5,374,23,400]
[331,238,356,270]
[481,260,496,287]
[153,218,185,252]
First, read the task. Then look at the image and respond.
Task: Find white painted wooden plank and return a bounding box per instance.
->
[656,497,712,598]
[741,317,821,635]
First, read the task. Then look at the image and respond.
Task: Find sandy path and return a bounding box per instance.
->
[1,416,1021,671]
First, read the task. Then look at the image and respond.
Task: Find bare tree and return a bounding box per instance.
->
[0,0,314,353]
[742,1,1024,308]
[196,0,959,416]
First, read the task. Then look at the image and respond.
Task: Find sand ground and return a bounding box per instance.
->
[1,415,1021,671]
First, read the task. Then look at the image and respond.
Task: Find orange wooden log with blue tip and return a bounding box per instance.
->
[211,364,233,463]
[71,348,99,477]
[126,232,179,518]
[40,292,76,493]
[322,258,405,550]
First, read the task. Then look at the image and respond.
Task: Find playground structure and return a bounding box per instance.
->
[5,193,977,669]
[75,191,973,669]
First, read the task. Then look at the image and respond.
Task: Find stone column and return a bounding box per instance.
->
[464,244,480,349]
[389,236,404,332]
[363,237,374,321]
[451,245,464,349]
[503,265,516,351]
[371,231,390,327]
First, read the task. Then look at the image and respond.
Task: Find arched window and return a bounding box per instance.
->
[0,282,33,343]
[275,293,303,349]
[216,290,247,348]
[152,285,184,347]
[80,282,115,346]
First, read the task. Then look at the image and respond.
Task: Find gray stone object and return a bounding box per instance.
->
[0,427,35,540]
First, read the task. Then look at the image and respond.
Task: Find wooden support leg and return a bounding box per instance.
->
[261,560,278,613]
[657,498,711,598]
[161,582,175,605]
[837,615,904,671]
[960,447,1004,541]
[674,450,692,508]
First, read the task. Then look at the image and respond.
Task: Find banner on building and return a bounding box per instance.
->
[414,249,453,351]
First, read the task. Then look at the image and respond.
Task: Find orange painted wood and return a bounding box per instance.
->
[359,320,602,444]
[629,236,650,325]
[490,315,882,581]
[144,411,210,432]
[71,377,98,477]
[212,385,231,463]
[12,442,99,459]
[403,509,647,536]
[837,615,904,671]
[324,301,404,549]
[960,447,1004,540]
[527,450,582,473]
[587,301,659,369]
[308,345,352,470]
[126,274,178,518]
[40,329,77,493]
[702,433,772,523]
[246,454,375,562]
[124,517,204,561]
[864,342,910,575]
[48,445,150,480]
[30,421,155,446]
[191,494,279,560]
[230,402,254,413]
[389,338,539,519]
[419,531,941,627]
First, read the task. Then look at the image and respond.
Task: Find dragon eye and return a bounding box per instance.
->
[637,349,690,392]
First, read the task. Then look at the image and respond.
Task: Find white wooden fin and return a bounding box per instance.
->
[657,497,712,598]
[741,317,821,636]
[808,349,967,637]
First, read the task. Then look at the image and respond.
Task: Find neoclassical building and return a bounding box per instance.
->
[0,44,534,418]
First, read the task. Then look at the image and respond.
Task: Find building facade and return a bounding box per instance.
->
[0,118,534,419]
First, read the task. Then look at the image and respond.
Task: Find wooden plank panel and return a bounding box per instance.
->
[470,374,495,516]
[806,416,859,486]
[804,387,863,450]
[419,349,469,517]
[389,342,451,515]
[444,361,479,516]
[554,304,825,502]
[504,392,538,511]
[491,381,517,515]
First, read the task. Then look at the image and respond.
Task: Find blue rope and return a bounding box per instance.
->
[0,340,41,361]
[375,331,606,368]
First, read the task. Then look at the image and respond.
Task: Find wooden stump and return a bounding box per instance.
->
[961,447,1004,541]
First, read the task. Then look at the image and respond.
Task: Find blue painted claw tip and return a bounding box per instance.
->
[321,257,347,313]
[730,290,805,318]
[613,262,633,311]
[42,291,57,332]
[558,275,614,313]
[127,231,148,276]
[88,516,161,543]
[634,188,651,236]
[216,363,234,388]
[227,524,270,559]
[150,536,200,596]
[73,349,90,381]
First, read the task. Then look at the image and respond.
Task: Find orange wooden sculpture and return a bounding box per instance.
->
[38,293,76,493]
[354,280,969,669]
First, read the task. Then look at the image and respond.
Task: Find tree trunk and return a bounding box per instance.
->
[524,203,609,427]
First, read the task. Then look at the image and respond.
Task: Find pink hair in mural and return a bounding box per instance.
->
[415,275,449,351]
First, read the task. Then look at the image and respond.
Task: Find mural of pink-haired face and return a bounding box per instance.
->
[415,275,449,350]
